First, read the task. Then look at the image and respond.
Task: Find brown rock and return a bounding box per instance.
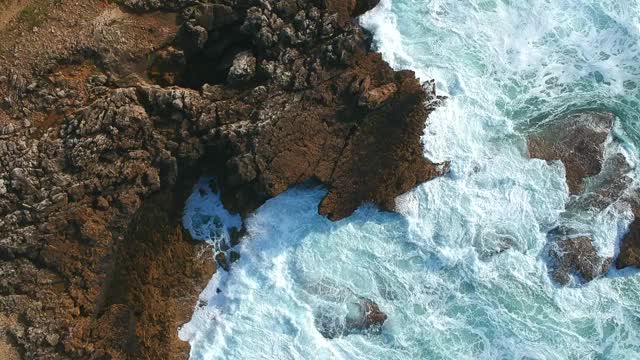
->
[358,82,398,109]
[528,111,614,194]
[616,207,640,269]
[216,252,231,272]
[0,0,445,358]
[355,298,387,329]
[548,232,612,285]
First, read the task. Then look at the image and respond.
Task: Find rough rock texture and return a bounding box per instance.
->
[616,203,640,269]
[547,229,612,285]
[0,0,445,358]
[350,298,387,331]
[152,0,449,220]
[527,111,634,285]
[528,111,614,194]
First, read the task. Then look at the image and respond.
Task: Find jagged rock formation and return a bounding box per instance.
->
[528,111,614,194]
[616,198,640,269]
[546,228,612,285]
[0,0,445,358]
[528,111,637,285]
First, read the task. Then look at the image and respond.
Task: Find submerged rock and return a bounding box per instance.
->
[316,297,387,339]
[306,280,387,338]
[547,229,612,285]
[528,111,614,194]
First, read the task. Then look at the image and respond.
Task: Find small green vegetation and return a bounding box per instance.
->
[18,3,48,28]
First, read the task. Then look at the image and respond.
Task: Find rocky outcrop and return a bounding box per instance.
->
[616,203,640,269]
[0,0,445,358]
[305,280,387,338]
[547,229,612,285]
[348,298,387,331]
[528,111,636,285]
[119,0,199,12]
[154,0,448,219]
[528,111,614,194]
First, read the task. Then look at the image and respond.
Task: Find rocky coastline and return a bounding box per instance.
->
[1,0,640,358]
[0,0,447,358]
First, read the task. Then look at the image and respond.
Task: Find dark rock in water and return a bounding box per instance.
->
[616,205,640,269]
[547,228,612,285]
[215,252,231,272]
[229,250,241,263]
[350,298,387,329]
[565,153,633,213]
[316,298,387,339]
[528,111,614,194]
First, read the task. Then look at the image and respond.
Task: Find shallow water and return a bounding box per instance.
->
[181,1,640,358]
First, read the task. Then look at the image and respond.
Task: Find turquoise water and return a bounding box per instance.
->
[181,1,640,358]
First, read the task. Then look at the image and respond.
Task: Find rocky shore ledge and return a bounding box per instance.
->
[0,0,446,358]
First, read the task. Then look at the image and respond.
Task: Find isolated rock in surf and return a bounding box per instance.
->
[617,197,640,269]
[528,111,614,194]
[546,227,612,285]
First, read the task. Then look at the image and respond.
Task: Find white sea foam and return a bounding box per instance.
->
[183,0,640,358]
[183,177,242,249]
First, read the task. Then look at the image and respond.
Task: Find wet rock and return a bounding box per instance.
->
[565,152,633,213]
[547,229,612,285]
[528,111,614,194]
[308,281,387,338]
[229,226,246,247]
[350,298,387,330]
[616,206,640,269]
[216,252,231,272]
[316,297,387,339]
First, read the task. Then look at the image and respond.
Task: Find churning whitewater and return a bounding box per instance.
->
[181,0,640,359]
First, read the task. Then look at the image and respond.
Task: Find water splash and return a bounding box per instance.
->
[183,1,640,358]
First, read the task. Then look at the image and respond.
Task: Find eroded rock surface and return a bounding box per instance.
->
[547,229,612,285]
[0,0,444,358]
[616,199,640,269]
[528,111,638,285]
[528,111,614,194]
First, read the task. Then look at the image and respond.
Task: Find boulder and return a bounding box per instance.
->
[616,205,640,269]
[528,111,614,194]
[227,51,257,85]
[547,229,612,285]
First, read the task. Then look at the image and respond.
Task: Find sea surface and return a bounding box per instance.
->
[180,1,640,358]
